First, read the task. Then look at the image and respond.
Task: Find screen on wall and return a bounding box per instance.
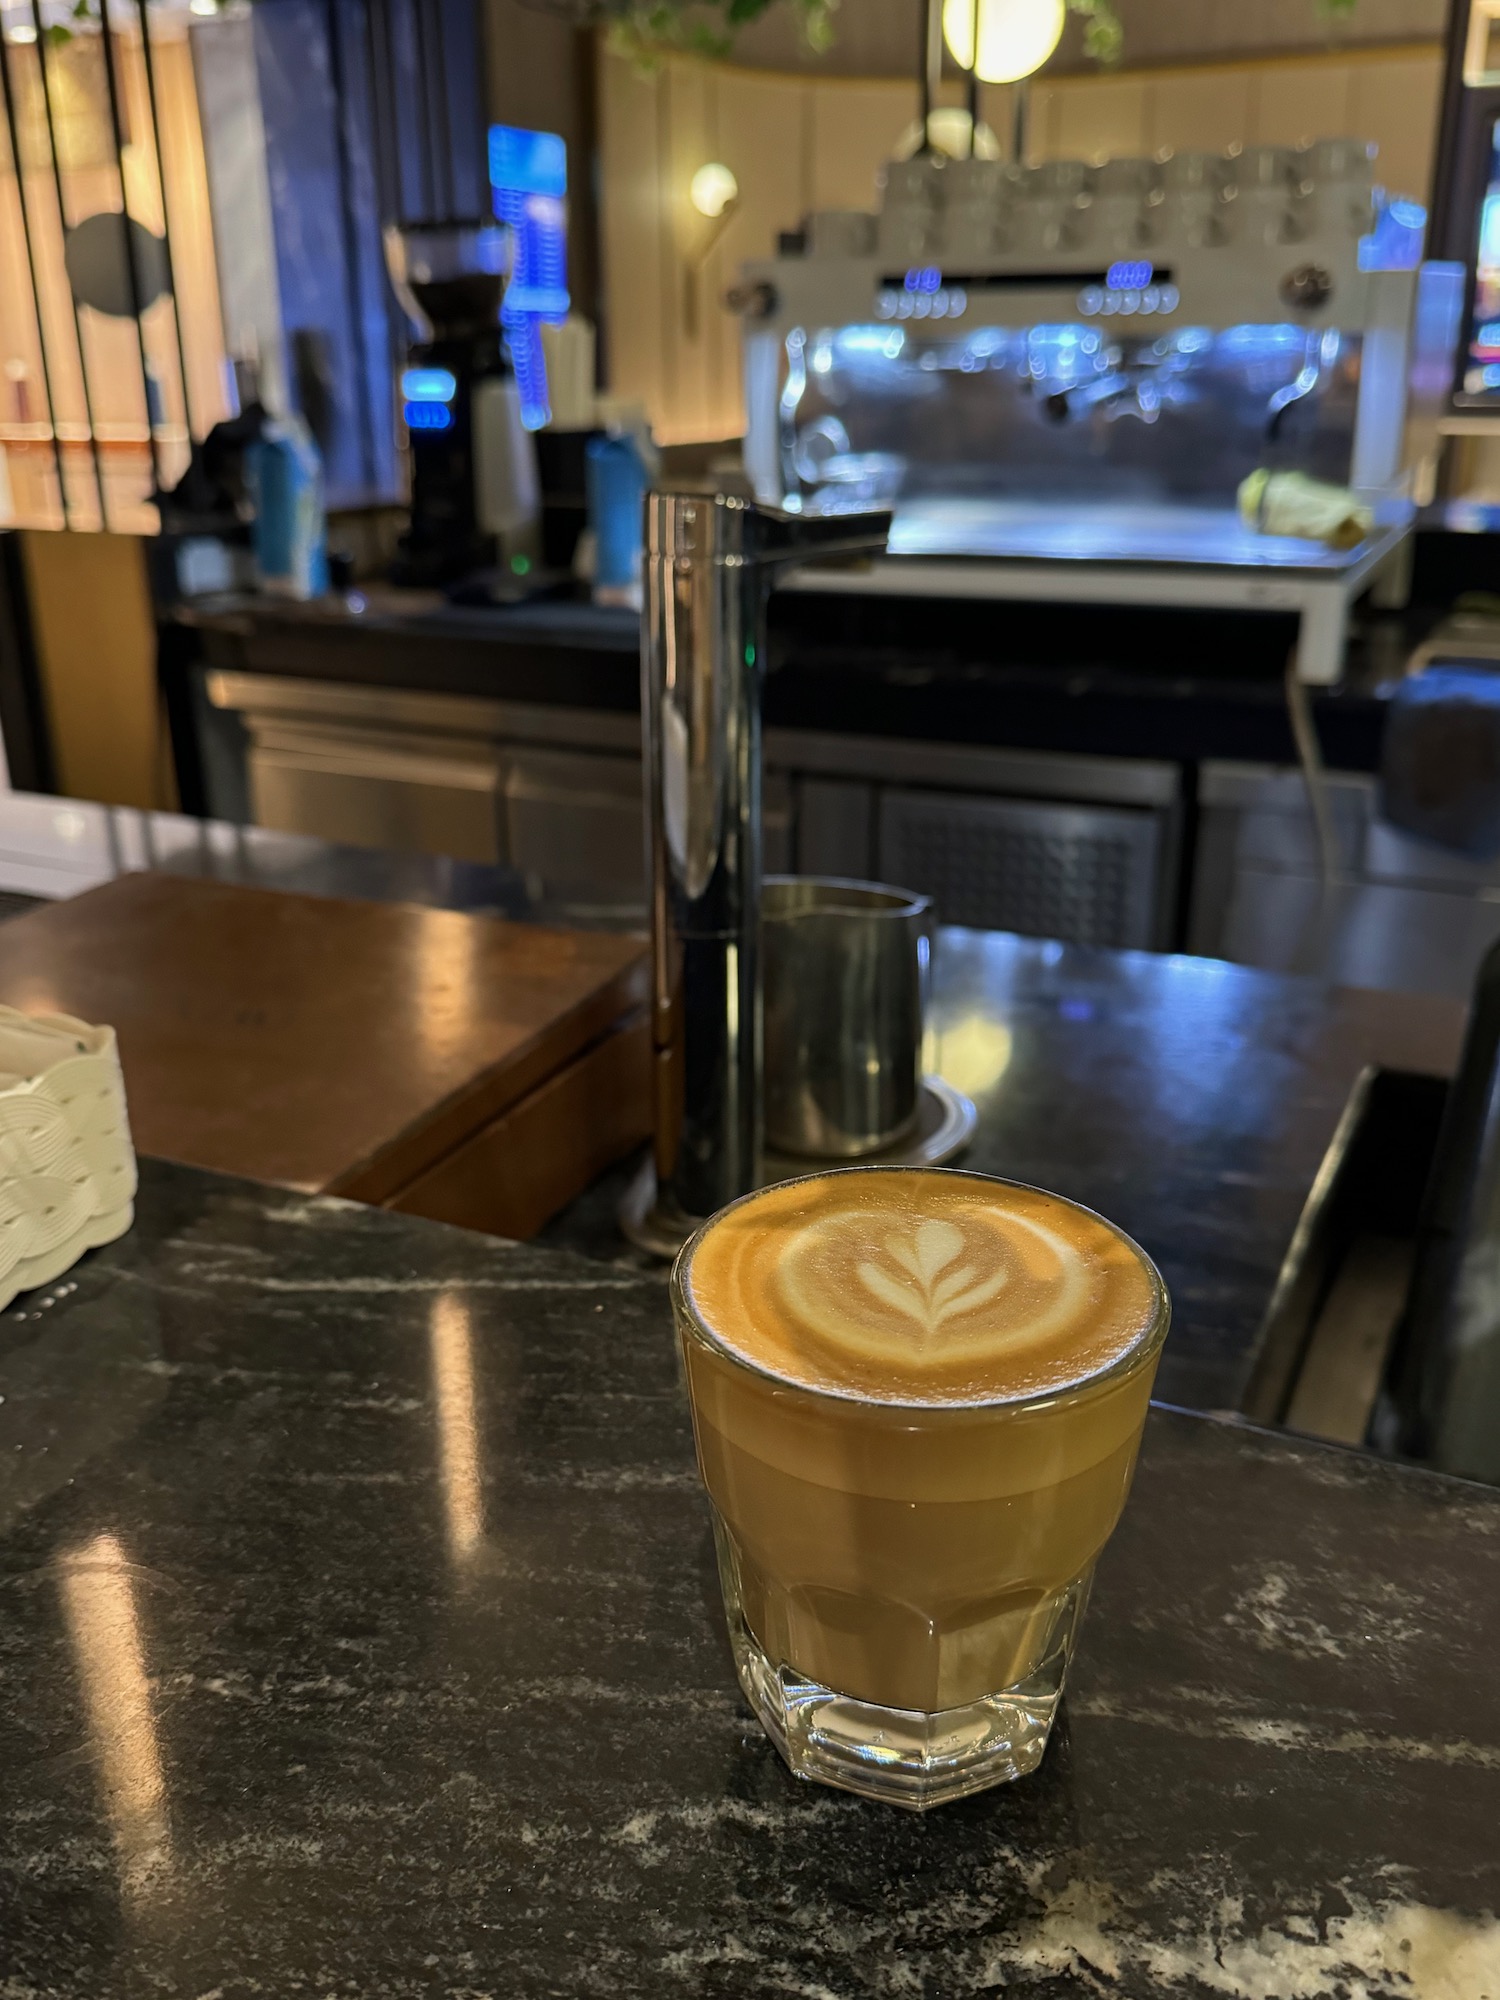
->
[1458,118,1500,402]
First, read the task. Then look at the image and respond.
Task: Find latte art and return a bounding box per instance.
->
[855,1219,1011,1332]
[779,1207,1091,1368]
[684,1170,1163,1405]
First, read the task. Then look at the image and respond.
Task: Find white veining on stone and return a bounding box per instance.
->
[1074,1692,1500,1770]
[987,1874,1500,2000]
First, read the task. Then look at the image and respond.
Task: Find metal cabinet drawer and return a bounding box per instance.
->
[502,749,646,906]
[878,787,1164,948]
[246,722,503,865]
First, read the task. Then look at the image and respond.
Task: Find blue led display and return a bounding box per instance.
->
[400,366,457,403]
[904,266,941,294]
[1106,260,1154,290]
[488,125,567,198]
[404,401,453,432]
[1358,196,1427,273]
[491,123,570,431]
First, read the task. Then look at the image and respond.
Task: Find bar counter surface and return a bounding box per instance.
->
[0,787,1465,1409]
[2,1159,1497,1998]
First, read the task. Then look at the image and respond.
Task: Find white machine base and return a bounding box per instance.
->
[782,501,1414,686]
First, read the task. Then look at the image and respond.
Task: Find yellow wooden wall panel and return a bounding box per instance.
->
[1349,52,1443,200]
[1049,76,1151,164]
[597,51,667,431]
[811,78,911,212]
[20,530,172,810]
[1252,60,1353,149]
[709,68,810,441]
[0,30,224,524]
[1024,82,1061,163]
[660,58,717,443]
[1146,69,1256,154]
[152,37,230,444]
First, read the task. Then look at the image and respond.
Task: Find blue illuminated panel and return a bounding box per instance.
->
[1106,259,1154,290]
[1460,121,1500,400]
[1077,282,1178,318]
[1358,197,1426,273]
[400,366,457,403]
[491,122,570,430]
[489,125,567,198]
[904,266,942,293]
[404,401,453,432]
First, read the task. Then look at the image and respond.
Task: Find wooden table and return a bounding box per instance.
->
[0,872,650,1238]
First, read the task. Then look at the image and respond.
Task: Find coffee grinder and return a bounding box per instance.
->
[384,219,540,586]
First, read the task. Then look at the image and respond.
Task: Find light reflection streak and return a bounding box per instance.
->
[56,1532,170,1893]
[413,910,482,1066]
[925,1013,1015,1099]
[430,1291,484,1563]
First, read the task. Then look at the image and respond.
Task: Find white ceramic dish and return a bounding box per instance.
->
[0,1007,136,1311]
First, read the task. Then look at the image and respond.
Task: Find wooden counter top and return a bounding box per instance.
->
[0,872,649,1234]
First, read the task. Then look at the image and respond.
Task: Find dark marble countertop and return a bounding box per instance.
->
[0,788,1465,1414]
[542,928,1466,1412]
[3,1158,1498,1998]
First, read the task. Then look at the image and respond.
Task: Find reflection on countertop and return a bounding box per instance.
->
[1,1157,1497,1998]
[0,787,537,917]
[0,789,1467,1412]
[541,928,1465,1412]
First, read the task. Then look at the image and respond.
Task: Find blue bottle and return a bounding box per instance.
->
[246,415,329,599]
[586,428,650,607]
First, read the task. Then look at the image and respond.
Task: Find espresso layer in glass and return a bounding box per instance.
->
[676,1169,1168,1712]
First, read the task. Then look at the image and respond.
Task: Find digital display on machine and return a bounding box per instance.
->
[1106,260,1154,291]
[1459,118,1500,400]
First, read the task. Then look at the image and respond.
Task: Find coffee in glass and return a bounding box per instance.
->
[673,1166,1169,1808]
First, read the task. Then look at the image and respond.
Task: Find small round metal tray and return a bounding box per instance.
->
[618,1076,978,1260]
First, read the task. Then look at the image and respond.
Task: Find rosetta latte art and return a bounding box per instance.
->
[855,1220,1008,1334]
[683,1171,1163,1403]
[776,1200,1093,1371]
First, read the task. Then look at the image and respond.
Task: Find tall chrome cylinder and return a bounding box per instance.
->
[641,491,891,1229]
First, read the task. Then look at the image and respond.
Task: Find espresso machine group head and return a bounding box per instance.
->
[385,219,539,587]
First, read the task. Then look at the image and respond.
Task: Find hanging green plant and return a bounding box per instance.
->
[595,0,1363,68]
[603,0,838,64]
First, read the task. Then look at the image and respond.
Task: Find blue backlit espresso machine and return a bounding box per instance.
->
[734,142,1444,683]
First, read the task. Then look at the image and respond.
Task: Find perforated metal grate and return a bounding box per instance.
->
[878,790,1162,949]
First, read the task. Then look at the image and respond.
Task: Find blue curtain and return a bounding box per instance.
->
[251,0,486,505]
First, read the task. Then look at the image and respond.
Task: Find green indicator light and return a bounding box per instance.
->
[511,555,532,576]
[744,643,756,666]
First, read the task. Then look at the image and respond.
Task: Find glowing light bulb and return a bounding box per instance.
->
[942,0,1065,83]
[8,20,38,41]
[690,162,738,219]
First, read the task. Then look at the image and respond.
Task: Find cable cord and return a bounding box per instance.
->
[1284,649,1343,975]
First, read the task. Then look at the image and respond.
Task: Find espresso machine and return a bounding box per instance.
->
[384,220,539,586]
[731,141,1441,684]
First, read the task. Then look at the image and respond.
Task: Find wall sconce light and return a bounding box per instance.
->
[942,0,1064,83]
[682,161,740,340]
[690,161,738,220]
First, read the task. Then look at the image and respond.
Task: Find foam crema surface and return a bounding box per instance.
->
[682,1169,1163,1406]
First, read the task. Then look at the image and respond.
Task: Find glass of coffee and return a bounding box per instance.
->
[673,1166,1169,1810]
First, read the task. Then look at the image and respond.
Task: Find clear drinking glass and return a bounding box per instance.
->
[672,1167,1170,1810]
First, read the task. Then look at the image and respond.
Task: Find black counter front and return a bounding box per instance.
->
[162,577,1401,804]
[2,1159,1498,1997]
